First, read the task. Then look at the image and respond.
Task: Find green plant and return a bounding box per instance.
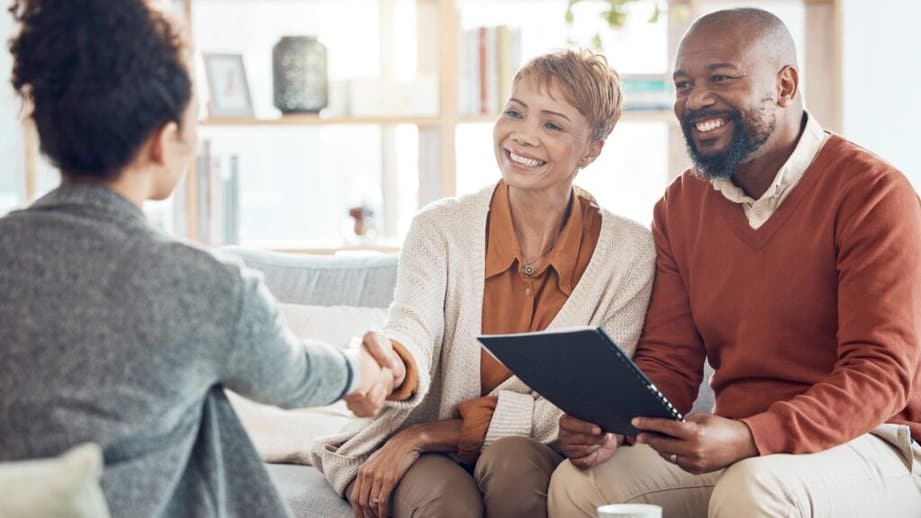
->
[565,0,665,50]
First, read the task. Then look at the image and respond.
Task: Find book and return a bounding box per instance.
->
[478,326,682,435]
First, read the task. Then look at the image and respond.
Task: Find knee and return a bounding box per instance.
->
[475,436,540,482]
[709,458,797,518]
[412,479,483,518]
[548,459,602,518]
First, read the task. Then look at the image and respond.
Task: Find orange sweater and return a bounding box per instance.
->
[634,135,921,455]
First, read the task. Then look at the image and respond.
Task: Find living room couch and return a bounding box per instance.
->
[221,246,716,518]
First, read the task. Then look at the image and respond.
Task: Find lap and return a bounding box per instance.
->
[347,454,482,518]
[551,427,921,518]
[711,427,921,517]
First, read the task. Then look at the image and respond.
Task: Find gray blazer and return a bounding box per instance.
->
[0,183,354,517]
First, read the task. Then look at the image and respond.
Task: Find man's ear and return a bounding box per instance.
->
[147,121,179,166]
[777,65,799,107]
[580,139,606,169]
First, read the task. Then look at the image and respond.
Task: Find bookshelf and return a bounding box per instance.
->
[19,0,841,253]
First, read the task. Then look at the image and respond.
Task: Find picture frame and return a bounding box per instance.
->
[202,53,255,118]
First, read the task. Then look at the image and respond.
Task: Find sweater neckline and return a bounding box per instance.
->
[472,182,617,332]
[716,133,842,249]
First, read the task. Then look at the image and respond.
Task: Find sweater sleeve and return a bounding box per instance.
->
[379,212,448,410]
[633,195,709,415]
[742,172,921,454]
[219,264,355,408]
[484,238,656,447]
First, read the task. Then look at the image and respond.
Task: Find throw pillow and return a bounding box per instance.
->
[229,304,388,464]
[0,443,110,518]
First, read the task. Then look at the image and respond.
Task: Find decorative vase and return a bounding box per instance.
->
[272,36,328,114]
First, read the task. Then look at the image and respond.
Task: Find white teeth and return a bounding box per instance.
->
[695,118,727,132]
[509,151,545,168]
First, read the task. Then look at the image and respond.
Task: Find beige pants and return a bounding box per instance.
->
[548,424,921,518]
[347,436,562,518]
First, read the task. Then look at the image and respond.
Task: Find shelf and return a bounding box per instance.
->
[200,115,442,127]
[458,110,677,125]
[244,242,401,256]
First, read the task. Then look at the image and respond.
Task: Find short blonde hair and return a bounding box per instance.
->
[513,49,623,141]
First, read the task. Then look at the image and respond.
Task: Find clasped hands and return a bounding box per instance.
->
[558,413,758,474]
[343,331,407,418]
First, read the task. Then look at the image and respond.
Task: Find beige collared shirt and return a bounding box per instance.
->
[710,112,830,229]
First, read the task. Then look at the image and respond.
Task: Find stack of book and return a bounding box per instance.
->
[170,139,241,245]
[458,26,523,116]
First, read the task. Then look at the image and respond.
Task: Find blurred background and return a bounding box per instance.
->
[1,0,917,252]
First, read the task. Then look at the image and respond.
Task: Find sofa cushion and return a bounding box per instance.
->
[0,443,109,518]
[267,464,351,518]
[217,246,398,308]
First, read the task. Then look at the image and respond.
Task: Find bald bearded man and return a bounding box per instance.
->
[548,8,921,517]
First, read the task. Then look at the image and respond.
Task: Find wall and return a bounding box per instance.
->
[841,0,921,189]
[0,11,24,215]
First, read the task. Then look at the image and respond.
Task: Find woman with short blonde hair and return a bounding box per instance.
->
[313,49,656,518]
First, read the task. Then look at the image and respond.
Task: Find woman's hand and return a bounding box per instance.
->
[344,331,409,417]
[361,331,407,389]
[343,346,394,417]
[351,429,422,518]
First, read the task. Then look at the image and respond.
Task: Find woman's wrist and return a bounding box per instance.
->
[399,420,462,453]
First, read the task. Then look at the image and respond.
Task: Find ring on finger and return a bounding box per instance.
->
[669,453,678,463]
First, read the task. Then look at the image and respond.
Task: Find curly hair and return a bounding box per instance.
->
[8,0,192,180]
[514,49,623,142]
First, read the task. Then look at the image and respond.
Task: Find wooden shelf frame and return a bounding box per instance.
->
[17,0,843,253]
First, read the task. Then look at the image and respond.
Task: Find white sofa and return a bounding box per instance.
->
[221,246,716,518]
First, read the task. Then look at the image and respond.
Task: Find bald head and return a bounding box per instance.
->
[672,8,806,182]
[685,8,797,70]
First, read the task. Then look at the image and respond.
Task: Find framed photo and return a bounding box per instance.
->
[203,53,255,118]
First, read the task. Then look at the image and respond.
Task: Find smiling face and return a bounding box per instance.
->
[493,75,602,194]
[673,26,781,179]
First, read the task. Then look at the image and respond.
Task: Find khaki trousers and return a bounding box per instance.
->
[347,436,563,518]
[548,424,921,518]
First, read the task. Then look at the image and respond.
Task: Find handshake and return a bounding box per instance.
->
[343,331,408,418]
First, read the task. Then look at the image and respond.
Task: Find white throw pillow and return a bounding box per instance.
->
[0,443,110,518]
[229,304,388,464]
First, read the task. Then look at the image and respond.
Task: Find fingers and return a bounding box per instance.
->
[350,475,365,518]
[357,466,378,518]
[559,414,603,435]
[561,442,602,460]
[632,417,692,439]
[570,450,598,470]
[369,474,386,518]
[344,383,389,418]
[362,331,406,385]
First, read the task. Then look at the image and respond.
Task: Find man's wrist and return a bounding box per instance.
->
[733,419,759,462]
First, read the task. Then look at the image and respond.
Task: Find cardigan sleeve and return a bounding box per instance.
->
[742,171,921,454]
[379,212,449,410]
[483,242,656,448]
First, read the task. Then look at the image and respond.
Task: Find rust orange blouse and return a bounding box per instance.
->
[456,181,601,462]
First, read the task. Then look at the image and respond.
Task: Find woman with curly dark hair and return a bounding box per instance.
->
[0,1,400,515]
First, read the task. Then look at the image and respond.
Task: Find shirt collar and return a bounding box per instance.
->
[485,181,520,279]
[484,181,586,296]
[710,111,828,204]
[545,191,585,296]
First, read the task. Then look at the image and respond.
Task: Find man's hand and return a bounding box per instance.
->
[350,428,423,518]
[558,414,621,470]
[632,414,758,474]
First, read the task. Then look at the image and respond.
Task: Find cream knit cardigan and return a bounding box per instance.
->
[310,184,656,495]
